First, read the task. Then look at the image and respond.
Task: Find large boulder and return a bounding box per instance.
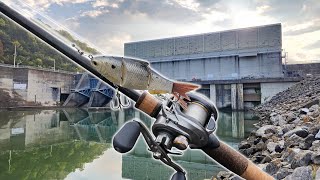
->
[284,166,312,180]
[216,171,242,180]
[290,150,313,168]
[299,134,315,150]
[283,127,309,138]
[238,141,251,149]
[267,141,283,153]
[309,104,319,112]
[316,168,320,180]
[300,108,309,115]
[270,114,285,126]
[310,140,320,151]
[282,124,296,134]
[282,148,301,162]
[274,168,293,180]
[309,124,320,136]
[316,130,320,139]
[256,125,279,137]
[284,134,304,148]
[284,112,297,123]
[312,154,320,164]
[263,159,281,175]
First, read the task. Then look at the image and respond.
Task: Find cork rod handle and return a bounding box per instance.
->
[202,142,274,180]
[135,91,162,118]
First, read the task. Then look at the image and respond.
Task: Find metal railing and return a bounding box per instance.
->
[0,62,77,75]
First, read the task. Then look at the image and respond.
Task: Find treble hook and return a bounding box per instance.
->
[110,88,131,110]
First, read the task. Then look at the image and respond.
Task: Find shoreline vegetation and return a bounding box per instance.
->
[0,14,98,72]
[215,76,320,180]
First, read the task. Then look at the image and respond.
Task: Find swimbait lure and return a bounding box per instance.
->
[91,56,199,101]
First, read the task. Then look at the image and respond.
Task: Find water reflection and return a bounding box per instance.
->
[0,109,258,180]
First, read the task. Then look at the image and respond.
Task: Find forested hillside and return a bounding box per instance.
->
[0,14,98,72]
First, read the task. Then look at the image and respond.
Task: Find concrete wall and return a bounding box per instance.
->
[27,69,74,106]
[0,64,75,106]
[125,24,281,60]
[286,63,320,77]
[13,68,29,98]
[151,52,282,81]
[261,82,296,103]
[125,24,283,81]
[0,66,13,89]
[25,110,71,147]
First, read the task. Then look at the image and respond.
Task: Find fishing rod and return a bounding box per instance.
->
[0,2,273,180]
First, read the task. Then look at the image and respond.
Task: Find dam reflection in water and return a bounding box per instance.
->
[0,108,258,180]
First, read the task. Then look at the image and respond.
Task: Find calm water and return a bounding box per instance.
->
[0,108,258,180]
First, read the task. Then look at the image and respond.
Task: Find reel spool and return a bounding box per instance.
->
[152,92,218,150]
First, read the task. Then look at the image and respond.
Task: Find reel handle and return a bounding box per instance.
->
[171,172,186,180]
[113,121,141,153]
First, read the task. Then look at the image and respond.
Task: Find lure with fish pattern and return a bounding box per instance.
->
[91,56,199,101]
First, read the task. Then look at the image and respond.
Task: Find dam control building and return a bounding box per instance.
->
[124,24,300,110]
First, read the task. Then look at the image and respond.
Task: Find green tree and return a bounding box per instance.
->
[0,18,5,27]
[0,141,109,180]
[0,14,97,72]
[34,58,43,67]
[0,40,4,57]
[12,40,20,48]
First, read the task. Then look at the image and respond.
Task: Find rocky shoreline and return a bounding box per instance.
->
[216,77,320,180]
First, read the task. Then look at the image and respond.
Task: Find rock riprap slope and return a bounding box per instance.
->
[238,77,320,180]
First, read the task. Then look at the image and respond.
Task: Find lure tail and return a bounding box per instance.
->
[172,82,200,101]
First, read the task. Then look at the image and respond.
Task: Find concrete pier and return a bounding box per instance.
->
[237,84,244,110]
[118,110,125,128]
[209,84,216,105]
[231,84,237,110]
[231,84,244,110]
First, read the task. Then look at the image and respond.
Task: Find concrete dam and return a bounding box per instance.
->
[124,24,303,110]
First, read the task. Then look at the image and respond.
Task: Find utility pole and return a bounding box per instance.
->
[53,59,56,71]
[13,44,17,67]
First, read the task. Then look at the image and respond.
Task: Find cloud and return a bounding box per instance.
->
[92,0,111,8]
[170,0,200,11]
[284,19,320,36]
[303,40,320,50]
[114,0,204,23]
[5,0,320,61]
[97,33,132,54]
[80,9,109,18]
[20,0,89,10]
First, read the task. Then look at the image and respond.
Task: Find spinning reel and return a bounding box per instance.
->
[113,92,219,180]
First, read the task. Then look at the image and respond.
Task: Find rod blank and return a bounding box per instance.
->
[0,2,140,102]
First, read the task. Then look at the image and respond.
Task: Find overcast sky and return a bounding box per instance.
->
[4,0,320,63]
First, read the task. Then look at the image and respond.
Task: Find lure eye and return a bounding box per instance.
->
[111,65,116,69]
[92,61,98,66]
